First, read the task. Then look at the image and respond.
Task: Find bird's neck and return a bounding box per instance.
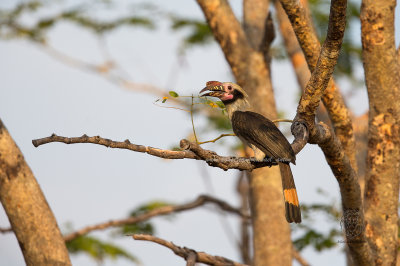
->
[225,98,251,119]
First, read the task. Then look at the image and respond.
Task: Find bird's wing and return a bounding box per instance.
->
[232,111,295,163]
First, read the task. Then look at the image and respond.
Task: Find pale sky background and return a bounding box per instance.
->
[0,0,399,265]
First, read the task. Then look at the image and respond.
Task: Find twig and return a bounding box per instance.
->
[273,118,293,123]
[64,194,248,242]
[0,227,12,233]
[190,95,198,143]
[198,133,236,144]
[32,134,280,171]
[197,119,292,145]
[292,247,310,266]
[131,234,248,266]
[153,102,191,113]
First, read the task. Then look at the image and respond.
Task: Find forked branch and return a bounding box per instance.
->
[131,234,248,266]
[64,194,248,242]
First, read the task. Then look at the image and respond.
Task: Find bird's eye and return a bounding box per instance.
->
[227,85,232,90]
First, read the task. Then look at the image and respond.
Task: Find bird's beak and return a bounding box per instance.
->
[199,85,225,98]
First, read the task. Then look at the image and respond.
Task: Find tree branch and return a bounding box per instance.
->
[279,0,357,170]
[131,234,248,266]
[196,0,251,85]
[64,194,248,242]
[0,120,71,265]
[284,0,372,264]
[0,227,12,233]
[32,134,198,160]
[32,134,284,171]
[292,247,310,266]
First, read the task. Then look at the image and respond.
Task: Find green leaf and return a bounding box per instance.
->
[162,98,167,103]
[169,91,179,97]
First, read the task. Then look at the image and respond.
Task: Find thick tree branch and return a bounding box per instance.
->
[294,0,346,126]
[279,0,357,170]
[283,0,373,264]
[196,0,251,83]
[131,234,248,266]
[243,0,271,51]
[0,120,71,265]
[64,194,248,242]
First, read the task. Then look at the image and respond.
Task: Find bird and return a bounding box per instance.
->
[200,81,301,223]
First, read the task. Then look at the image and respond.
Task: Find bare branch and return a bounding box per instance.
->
[32,134,198,160]
[64,195,248,242]
[32,134,280,171]
[131,234,248,266]
[0,227,12,233]
[292,247,310,266]
[198,133,235,144]
[40,43,170,98]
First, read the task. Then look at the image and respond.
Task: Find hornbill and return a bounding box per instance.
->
[200,81,301,223]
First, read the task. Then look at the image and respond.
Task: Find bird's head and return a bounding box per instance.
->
[199,81,248,104]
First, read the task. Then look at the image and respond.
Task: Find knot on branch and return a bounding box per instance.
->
[291,120,309,154]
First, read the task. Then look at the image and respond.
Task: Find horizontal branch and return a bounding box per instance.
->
[32,134,286,171]
[64,195,248,242]
[131,234,248,266]
[32,134,198,160]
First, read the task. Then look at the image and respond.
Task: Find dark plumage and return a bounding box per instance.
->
[231,111,295,164]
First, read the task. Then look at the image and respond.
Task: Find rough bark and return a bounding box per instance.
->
[282,0,373,263]
[361,0,400,265]
[274,0,332,128]
[0,119,71,266]
[279,0,357,171]
[196,1,292,265]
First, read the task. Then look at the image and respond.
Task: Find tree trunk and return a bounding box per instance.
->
[0,119,71,266]
[196,0,292,265]
[361,0,400,265]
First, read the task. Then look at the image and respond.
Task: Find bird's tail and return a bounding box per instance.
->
[279,162,301,223]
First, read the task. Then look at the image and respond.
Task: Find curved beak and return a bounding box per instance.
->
[199,85,225,98]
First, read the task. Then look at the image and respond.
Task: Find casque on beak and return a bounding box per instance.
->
[199,85,225,98]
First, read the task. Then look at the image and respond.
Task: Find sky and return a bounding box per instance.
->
[0,0,399,265]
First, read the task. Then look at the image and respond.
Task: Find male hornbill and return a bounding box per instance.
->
[200,81,301,223]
